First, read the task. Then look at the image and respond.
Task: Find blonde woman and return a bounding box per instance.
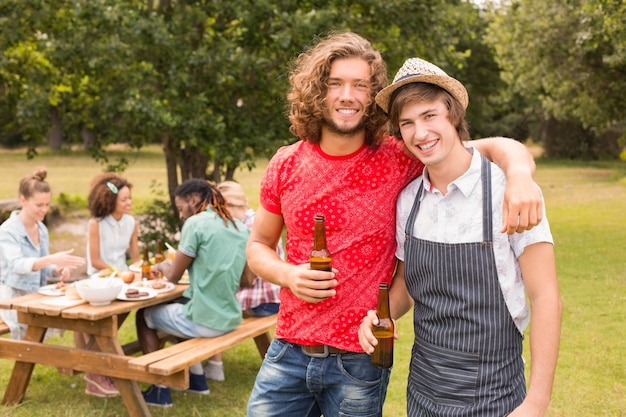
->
[0,167,84,339]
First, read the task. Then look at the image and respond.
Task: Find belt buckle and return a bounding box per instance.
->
[302,345,330,358]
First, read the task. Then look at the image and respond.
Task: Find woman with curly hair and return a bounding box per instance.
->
[79,172,140,398]
[136,178,249,408]
[86,173,140,275]
[0,167,84,340]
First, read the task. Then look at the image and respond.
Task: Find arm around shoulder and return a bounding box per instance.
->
[470,137,543,234]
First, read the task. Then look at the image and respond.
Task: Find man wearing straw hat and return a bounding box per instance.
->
[245,31,545,417]
[359,57,561,416]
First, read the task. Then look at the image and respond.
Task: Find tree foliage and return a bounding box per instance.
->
[1,0,623,190]
[486,0,626,158]
[1,0,467,199]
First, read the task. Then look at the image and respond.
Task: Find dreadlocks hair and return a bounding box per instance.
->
[175,178,239,229]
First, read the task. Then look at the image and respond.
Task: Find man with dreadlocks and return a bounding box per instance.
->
[136,178,250,408]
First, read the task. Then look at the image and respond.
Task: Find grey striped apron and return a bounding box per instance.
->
[403,155,526,416]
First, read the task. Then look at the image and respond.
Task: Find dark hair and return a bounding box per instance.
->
[88,173,132,218]
[287,31,389,147]
[388,83,470,143]
[175,179,238,229]
[19,167,51,198]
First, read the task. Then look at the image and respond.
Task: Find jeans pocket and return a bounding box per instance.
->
[264,338,290,363]
[410,340,479,407]
[337,353,385,386]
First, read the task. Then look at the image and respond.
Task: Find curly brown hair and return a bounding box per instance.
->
[88,173,132,218]
[18,167,51,198]
[287,31,389,147]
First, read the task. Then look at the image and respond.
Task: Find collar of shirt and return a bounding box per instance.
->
[422,148,483,198]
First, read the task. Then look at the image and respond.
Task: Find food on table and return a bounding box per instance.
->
[124,288,149,299]
[98,265,120,277]
[120,270,136,284]
[54,281,68,290]
[151,280,167,290]
[65,286,81,300]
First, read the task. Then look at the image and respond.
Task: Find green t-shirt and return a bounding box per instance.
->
[178,206,249,331]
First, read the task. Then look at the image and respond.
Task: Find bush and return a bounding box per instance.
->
[137,182,180,250]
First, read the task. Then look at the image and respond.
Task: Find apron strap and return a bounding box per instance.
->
[481,155,493,244]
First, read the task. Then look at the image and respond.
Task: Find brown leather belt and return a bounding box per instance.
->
[301,344,349,358]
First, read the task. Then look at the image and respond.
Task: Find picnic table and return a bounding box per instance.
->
[0,284,190,417]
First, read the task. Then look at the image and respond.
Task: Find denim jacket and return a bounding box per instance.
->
[0,211,54,292]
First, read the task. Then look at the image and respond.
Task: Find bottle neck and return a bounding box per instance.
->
[377,284,390,316]
[313,222,327,250]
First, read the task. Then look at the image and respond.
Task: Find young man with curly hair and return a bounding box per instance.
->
[245,32,543,417]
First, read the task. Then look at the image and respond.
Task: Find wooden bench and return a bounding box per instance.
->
[128,314,277,377]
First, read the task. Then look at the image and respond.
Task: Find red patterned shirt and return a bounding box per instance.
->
[260,136,423,351]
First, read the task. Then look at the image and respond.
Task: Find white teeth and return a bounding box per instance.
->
[418,141,437,150]
[338,109,357,114]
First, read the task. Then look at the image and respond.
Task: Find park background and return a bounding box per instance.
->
[1,0,625,415]
[1,145,625,416]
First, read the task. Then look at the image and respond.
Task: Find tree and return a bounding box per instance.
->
[486,0,626,158]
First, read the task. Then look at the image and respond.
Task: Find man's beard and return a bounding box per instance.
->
[323,115,366,137]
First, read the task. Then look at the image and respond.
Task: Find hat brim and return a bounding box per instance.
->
[375,74,469,114]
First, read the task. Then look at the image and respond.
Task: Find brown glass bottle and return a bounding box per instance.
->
[371,282,394,368]
[141,245,152,280]
[309,214,332,271]
[154,240,165,264]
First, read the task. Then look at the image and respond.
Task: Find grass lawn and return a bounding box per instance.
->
[0,146,625,416]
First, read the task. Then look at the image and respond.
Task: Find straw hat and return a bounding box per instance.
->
[217,181,248,207]
[375,57,468,114]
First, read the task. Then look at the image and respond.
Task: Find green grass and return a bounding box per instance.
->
[1,148,625,416]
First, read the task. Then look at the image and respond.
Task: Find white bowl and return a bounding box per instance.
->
[76,278,124,306]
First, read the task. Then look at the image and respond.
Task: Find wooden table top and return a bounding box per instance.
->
[0,283,187,321]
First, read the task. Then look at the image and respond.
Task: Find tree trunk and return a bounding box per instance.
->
[48,107,63,150]
[180,146,209,180]
[209,157,222,183]
[225,164,236,181]
[162,133,179,209]
[81,128,95,148]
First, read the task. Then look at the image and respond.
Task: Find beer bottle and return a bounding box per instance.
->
[141,245,152,280]
[371,282,394,368]
[309,214,332,271]
[154,239,165,264]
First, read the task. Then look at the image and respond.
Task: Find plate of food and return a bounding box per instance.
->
[130,280,176,293]
[39,282,72,297]
[117,286,157,302]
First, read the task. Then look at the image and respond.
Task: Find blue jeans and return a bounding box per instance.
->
[247,302,280,317]
[246,339,391,417]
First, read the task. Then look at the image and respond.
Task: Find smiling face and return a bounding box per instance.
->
[113,186,132,217]
[321,57,371,139]
[398,98,464,169]
[19,191,51,223]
